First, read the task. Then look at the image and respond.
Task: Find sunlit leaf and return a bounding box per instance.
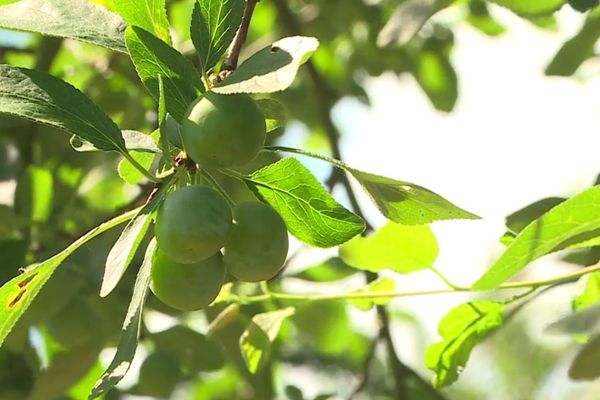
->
[573,272,600,311]
[257,98,288,133]
[349,277,396,311]
[114,0,171,44]
[294,257,356,282]
[488,0,566,15]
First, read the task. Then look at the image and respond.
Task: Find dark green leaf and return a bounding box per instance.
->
[90,239,155,399]
[473,186,600,290]
[0,0,127,53]
[114,0,171,44]
[239,307,295,373]
[505,197,566,234]
[213,36,319,94]
[488,0,566,15]
[0,209,138,348]
[350,169,480,225]
[339,222,439,274]
[14,166,53,223]
[569,334,600,380]
[71,130,160,153]
[0,65,127,153]
[125,26,203,122]
[257,98,288,133]
[568,0,600,12]
[466,1,507,37]
[245,158,365,248]
[191,0,245,74]
[425,301,504,387]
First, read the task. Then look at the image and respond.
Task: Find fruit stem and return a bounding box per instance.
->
[201,170,236,207]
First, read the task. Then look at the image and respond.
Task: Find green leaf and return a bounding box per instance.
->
[118,151,155,185]
[125,26,203,122]
[466,1,507,37]
[0,65,127,154]
[294,257,356,282]
[213,36,319,94]
[568,0,600,12]
[546,303,600,335]
[574,272,600,312]
[0,208,138,349]
[377,0,453,47]
[569,334,600,380]
[90,239,155,399]
[244,158,365,248]
[349,277,396,311]
[100,197,161,297]
[71,130,160,153]
[487,0,566,16]
[425,301,504,388]
[114,0,171,44]
[350,169,480,225]
[191,0,245,75]
[257,98,288,133]
[505,197,566,234]
[473,186,600,290]
[545,8,600,76]
[0,0,127,53]
[414,47,458,112]
[14,166,54,223]
[239,307,295,374]
[340,222,438,274]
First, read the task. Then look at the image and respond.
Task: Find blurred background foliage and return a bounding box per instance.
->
[1,0,600,399]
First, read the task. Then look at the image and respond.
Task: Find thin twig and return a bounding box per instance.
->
[224,0,259,70]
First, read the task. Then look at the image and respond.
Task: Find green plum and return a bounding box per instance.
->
[181,93,266,167]
[136,352,182,398]
[224,202,289,282]
[155,185,232,264]
[150,248,225,311]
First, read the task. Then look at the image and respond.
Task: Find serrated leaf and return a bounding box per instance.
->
[100,195,162,297]
[377,0,452,47]
[118,151,155,185]
[488,0,566,16]
[340,222,438,274]
[350,169,479,225]
[257,98,288,133]
[546,8,600,76]
[349,277,396,311]
[425,301,504,388]
[0,65,127,154]
[213,36,319,94]
[473,186,600,290]
[239,307,295,373]
[90,239,155,399]
[191,0,245,75]
[71,130,160,153]
[294,257,356,282]
[546,303,600,335]
[114,0,171,44]
[14,166,54,223]
[0,0,127,53]
[125,26,203,122]
[244,158,365,248]
[0,209,138,349]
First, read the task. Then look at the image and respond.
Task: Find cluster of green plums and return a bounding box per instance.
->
[149,93,289,311]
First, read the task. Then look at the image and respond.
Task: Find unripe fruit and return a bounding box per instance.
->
[155,185,232,264]
[181,93,266,167]
[150,249,225,311]
[137,352,182,398]
[224,202,288,282]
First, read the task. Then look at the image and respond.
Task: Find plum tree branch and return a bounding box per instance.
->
[224,0,259,70]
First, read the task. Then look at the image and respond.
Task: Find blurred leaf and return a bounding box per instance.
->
[546,303,600,335]
[569,334,600,380]
[466,1,506,36]
[426,301,504,387]
[245,158,365,248]
[377,0,452,47]
[257,98,288,133]
[340,222,438,274]
[90,239,155,399]
[191,0,245,75]
[474,186,600,290]
[568,0,600,12]
[505,197,566,234]
[14,166,54,223]
[30,347,100,400]
[349,169,479,224]
[239,307,295,373]
[114,0,171,44]
[71,130,160,153]
[0,240,27,284]
[213,36,319,94]
[414,47,458,112]
[0,0,127,53]
[349,277,396,311]
[574,272,600,311]
[0,208,138,348]
[546,8,600,76]
[294,257,356,282]
[125,26,203,122]
[118,151,155,185]
[488,0,566,15]
[0,65,127,154]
